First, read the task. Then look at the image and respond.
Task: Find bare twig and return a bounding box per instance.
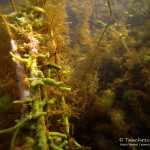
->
[10,0,16,11]
[0,14,12,37]
[81,0,112,83]
[88,0,113,88]
[95,0,112,50]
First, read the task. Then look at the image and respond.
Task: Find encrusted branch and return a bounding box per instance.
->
[13,99,32,104]
[49,132,67,138]
[10,128,20,150]
[0,1,82,149]
[0,115,32,134]
[0,112,46,135]
[10,52,28,64]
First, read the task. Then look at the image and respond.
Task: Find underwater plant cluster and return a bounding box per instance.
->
[0,0,150,150]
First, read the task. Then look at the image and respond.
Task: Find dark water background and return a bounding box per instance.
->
[0,0,23,14]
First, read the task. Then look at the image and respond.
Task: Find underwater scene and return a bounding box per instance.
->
[0,0,150,150]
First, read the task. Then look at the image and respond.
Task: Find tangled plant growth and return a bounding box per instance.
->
[0,0,83,149]
[1,0,150,149]
[65,0,150,149]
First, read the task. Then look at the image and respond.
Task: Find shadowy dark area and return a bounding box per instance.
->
[0,14,21,150]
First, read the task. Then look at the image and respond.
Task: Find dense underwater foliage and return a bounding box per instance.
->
[66,0,150,149]
[0,0,150,150]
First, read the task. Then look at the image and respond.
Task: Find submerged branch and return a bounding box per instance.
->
[0,115,32,134]
[10,128,20,150]
[81,0,112,83]
[10,0,16,11]
[95,0,112,50]
[0,14,12,37]
[0,112,46,135]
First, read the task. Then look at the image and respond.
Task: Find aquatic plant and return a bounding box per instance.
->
[68,0,150,149]
[0,0,82,149]
[1,0,150,149]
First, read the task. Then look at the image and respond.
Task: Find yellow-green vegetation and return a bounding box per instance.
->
[0,0,82,150]
[109,109,129,136]
[94,92,114,113]
[0,0,150,150]
[66,0,150,149]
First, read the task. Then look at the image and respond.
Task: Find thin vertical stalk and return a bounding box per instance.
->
[0,14,12,37]
[10,128,20,150]
[95,0,112,51]
[10,0,16,11]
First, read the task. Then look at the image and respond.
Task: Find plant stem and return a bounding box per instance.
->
[10,128,20,150]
